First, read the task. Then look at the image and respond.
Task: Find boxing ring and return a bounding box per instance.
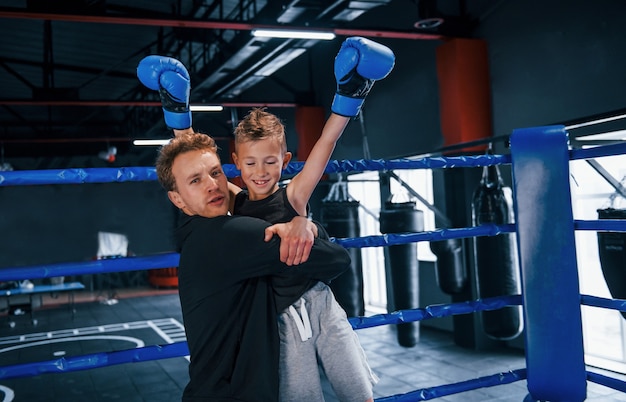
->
[1,124,626,401]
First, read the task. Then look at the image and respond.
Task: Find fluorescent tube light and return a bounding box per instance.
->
[133,139,171,146]
[251,29,335,40]
[190,105,223,112]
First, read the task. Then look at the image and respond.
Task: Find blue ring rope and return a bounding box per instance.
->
[570,142,626,161]
[2,293,624,383]
[0,295,520,381]
[587,371,626,393]
[580,294,626,313]
[3,220,626,280]
[0,142,623,188]
[0,342,189,380]
[0,154,511,187]
[0,253,179,281]
[375,368,527,401]
[348,295,522,329]
[0,345,527,401]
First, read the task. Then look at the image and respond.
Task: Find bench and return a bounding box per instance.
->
[0,281,85,327]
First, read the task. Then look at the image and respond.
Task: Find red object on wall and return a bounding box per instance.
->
[229,138,236,163]
[228,137,245,189]
[295,106,326,161]
[436,38,492,153]
[148,268,178,288]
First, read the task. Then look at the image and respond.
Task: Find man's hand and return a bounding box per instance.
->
[264,216,318,266]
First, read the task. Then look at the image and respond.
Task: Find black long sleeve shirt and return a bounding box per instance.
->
[174,214,350,401]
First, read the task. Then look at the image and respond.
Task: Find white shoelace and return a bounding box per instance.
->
[288,298,312,341]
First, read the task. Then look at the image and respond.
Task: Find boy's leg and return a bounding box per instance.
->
[309,283,378,402]
[278,297,325,402]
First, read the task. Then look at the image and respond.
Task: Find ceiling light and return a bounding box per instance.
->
[251,29,336,40]
[133,139,171,146]
[190,105,223,112]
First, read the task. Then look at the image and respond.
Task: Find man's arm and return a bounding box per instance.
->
[264,216,319,266]
[221,216,350,284]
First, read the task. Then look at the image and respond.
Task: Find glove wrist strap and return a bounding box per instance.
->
[331,95,364,117]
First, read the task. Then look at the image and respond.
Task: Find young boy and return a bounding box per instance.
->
[137,37,395,401]
[231,40,394,402]
[232,108,375,402]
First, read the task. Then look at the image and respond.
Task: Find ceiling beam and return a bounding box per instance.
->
[0,100,298,107]
[0,10,443,41]
[1,136,233,144]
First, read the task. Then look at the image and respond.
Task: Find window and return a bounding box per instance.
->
[347,169,435,312]
[570,154,626,374]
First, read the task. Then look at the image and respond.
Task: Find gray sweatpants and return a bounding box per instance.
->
[278,282,378,402]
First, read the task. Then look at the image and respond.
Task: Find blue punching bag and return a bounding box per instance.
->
[472,163,523,340]
[379,200,424,347]
[597,208,626,319]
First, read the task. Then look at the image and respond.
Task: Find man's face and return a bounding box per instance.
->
[168,149,230,218]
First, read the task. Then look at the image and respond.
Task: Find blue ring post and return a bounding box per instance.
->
[510,125,586,401]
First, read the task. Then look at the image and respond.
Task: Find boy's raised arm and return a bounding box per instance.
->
[287,37,395,214]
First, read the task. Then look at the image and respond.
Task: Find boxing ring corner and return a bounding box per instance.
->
[1,123,626,401]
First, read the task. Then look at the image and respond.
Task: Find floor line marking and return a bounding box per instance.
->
[0,384,15,402]
[0,335,145,354]
[0,319,175,345]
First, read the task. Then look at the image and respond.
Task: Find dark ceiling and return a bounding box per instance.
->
[0,0,488,163]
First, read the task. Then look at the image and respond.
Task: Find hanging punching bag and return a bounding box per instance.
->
[430,238,468,295]
[320,200,365,317]
[597,208,626,319]
[379,200,424,347]
[472,163,522,340]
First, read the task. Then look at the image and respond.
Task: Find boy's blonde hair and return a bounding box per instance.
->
[156,132,218,192]
[234,108,287,153]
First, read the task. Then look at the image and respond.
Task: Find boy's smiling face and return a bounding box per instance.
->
[233,137,292,201]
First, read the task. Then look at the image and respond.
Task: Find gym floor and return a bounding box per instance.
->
[0,288,625,402]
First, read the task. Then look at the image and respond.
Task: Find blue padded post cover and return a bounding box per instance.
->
[510,125,586,401]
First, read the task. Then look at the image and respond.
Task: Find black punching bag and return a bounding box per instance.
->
[472,163,522,340]
[430,238,468,295]
[379,200,424,347]
[320,200,365,317]
[597,208,626,319]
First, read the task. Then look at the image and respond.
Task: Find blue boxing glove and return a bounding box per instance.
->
[331,37,395,117]
[137,55,191,130]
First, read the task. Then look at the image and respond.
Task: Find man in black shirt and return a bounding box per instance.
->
[155,132,350,401]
